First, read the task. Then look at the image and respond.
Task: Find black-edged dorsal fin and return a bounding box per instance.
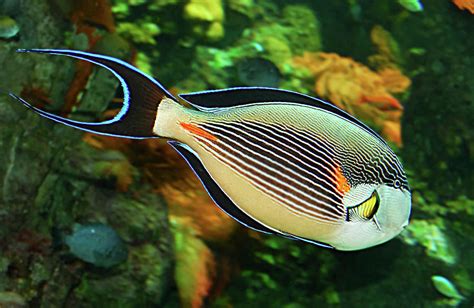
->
[10,49,177,139]
[168,140,277,235]
[179,87,386,144]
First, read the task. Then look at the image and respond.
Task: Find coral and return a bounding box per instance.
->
[184,3,322,91]
[368,25,403,70]
[104,194,169,243]
[379,67,411,93]
[239,4,322,65]
[227,0,255,17]
[184,0,225,41]
[159,164,238,242]
[71,0,116,33]
[281,5,322,54]
[452,0,474,14]
[293,52,410,145]
[116,21,161,45]
[91,152,135,192]
[172,216,216,308]
[259,35,293,69]
[0,0,174,306]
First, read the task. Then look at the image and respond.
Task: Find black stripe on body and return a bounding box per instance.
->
[195,135,343,222]
[287,119,409,190]
[179,87,386,146]
[236,122,339,185]
[168,141,277,234]
[193,121,347,221]
[202,122,345,207]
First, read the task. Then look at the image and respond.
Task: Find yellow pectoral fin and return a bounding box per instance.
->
[360,192,379,218]
[349,191,380,220]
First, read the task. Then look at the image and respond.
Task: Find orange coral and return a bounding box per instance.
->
[293,52,410,146]
[452,0,474,13]
[71,0,116,32]
[161,178,238,242]
[379,67,411,94]
[173,216,216,308]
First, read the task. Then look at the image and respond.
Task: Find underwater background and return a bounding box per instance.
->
[0,0,473,307]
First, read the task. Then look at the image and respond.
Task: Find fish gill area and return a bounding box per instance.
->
[0,0,473,307]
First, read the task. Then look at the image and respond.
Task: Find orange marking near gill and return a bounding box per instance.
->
[180,122,218,142]
[334,165,351,195]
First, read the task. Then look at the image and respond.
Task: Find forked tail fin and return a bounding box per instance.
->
[10,49,178,139]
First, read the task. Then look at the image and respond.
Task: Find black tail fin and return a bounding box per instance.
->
[10,49,178,139]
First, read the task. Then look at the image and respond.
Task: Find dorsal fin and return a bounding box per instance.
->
[179,87,386,144]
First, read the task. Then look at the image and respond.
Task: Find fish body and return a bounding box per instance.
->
[398,0,424,12]
[9,49,411,251]
[0,15,19,39]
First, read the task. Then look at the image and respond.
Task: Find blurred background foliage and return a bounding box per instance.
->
[0,0,473,307]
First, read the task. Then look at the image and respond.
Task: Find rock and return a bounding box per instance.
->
[65,223,128,268]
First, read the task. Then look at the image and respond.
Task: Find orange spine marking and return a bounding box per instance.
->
[334,165,351,195]
[180,122,218,142]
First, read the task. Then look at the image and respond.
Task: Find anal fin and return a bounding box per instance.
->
[168,141,275,235]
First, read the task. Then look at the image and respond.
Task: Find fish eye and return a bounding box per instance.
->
[393,179,401,189]
[346,190,380,222]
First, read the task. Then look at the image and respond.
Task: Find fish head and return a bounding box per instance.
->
[374,184,411,233]
[334,183,411,251]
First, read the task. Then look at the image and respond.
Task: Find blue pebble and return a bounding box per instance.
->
[65,223,128,268]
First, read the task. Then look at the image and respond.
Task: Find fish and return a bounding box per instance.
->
[236,57,280,88]
[398,0,424,12]
[0,15,19,39]
[8,49,412,251]
[65,223,128,268]
[431,275,464,301]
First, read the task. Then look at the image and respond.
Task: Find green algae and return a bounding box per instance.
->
[73,243,170,306]
[400,219,456,265]
[117,21,161,45]
[0,291,26,307]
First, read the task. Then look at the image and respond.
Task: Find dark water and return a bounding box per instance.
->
[0,0,472,307]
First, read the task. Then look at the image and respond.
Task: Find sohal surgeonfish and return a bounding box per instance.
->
[9,49,411,251]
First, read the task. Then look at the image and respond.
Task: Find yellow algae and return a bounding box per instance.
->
[184,0,225,41]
